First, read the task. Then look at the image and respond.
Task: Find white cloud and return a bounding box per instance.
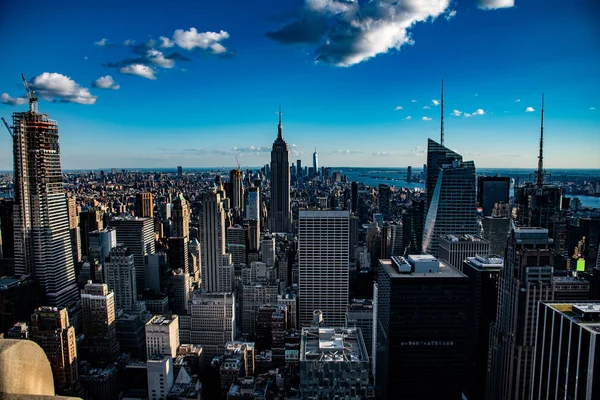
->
[452,109,462,116]
[423,105,431,109]
[477,0,515,10]
[94,38,108,46]
[394,105,403,111]
[30,72,97,104]
[146,49,175,68]
[1,93,28,106]
[373,151,395,156]
[92,75,120,90]
[120,64,156,80]
[411,99,417,103]
[445,9,457,20]
[123,39,136,46]
[432,99,440,106]
[464,113,472,118]
[159,36,174,48]
[332,149,364,154]
[515,99,520,102]
[172,28,230,53]
[422,116,432,121]
[525,106,535,112]
[590,107,595,110]
[405,116,412,120]
[473,109,485,115]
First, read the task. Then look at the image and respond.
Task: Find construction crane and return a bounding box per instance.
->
[1,117,14,138]
[21,73,38,113]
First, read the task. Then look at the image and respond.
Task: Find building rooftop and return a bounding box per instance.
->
[465,254,504,269]
[300,327,368,363]
[546,302,600,335]
[440,234,487,243]
[382,257,466,278]
[147,314,177,326]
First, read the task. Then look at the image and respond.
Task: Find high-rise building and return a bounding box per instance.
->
[10,94,79,307]
[487,227,555,400]
[147,354,174,400]
[80,207,104,259]
[351,181,358,214]
[115,312,147,360]
[482,203,511,256]
[477,176,510,217]
[299,327,370,399]
[255,304,287,361]
[312,148,318,178]
[374,255,468,399]
[388,221,404,257]
[296,159,302,177]
[0,275,41,336]
[30,306,79,395]
[378,184,391,219]
[261,234,275,267]
[462,255,503,400]
[135,193,154,218]
[104,245,138,313]
[171,269,191,315]
[172,193,190,240]
[187,238,201,282]
[0,199,15,259]
[179,291,235,358]
[200,191,233,292]
[177,165,183,177]
[66,196,81,266]
[269,112,292,233]
[88,228,116,268]
[531,302,600,400]
[226,225,246,268]
[110,215,155,293]
[145,314,180,358]
[168,236,189,273]
[80,282,120,365]
[422,139,478,256]
[406,166,412,183]
[230,168,244,215]
[299,210,349,327]
[345,299,374,358]
[438,234,490,272]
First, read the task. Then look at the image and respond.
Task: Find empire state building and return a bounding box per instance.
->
[269,111,292,233]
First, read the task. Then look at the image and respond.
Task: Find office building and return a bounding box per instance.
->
[438,234,490,272]
[463,255,503,400]
[171,269,191,315]
[487,227,555,400]
[423,139,478,256]
[88,228,116,268]
[261,234,275,267]
[80,207,104,259]
[66,196,81,266]
[378,184,391,219]
[144,253,164,292]
[80,282,120,365]
[255,304,287,362]
[296,159,302,177]
[79,362,119,400]
[30,306,79,395]
[552,276,590,301]
[345,299,374,358]
[0,199,15,259]
[388,221,403,257]
[172,193,190,239]
[0,275,41,336]
[115,311,147,360]
[188,238,201,282]
[179,291,235,358]
[147,354,174,400]
[135,192,154,218]
[374,255,468,399]
[351,182,358,214]
[531,302,600,400]
[242,282,278,339]
[230,168,244,214]
[104,245,138,313]
[312,148,318,178]
[145,314,180,358]
[482,204,511,256]
[477,176,510,216]
[226,225,247,268]
[110,215,155,293]
[168,236,189,273]
[299,327,370,399]
[200,191,233,292]
[11,95,78,307]
[269,112,292,233]
[406,166,412,182]
[299,210,350,327]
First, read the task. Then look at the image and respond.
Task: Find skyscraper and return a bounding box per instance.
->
[312,148,318,177]
[145,314,180,358]
[299,210,349,327]
[80,282,120,365]
[487,227,555,400]
[269,111,292,233]
[422,139,478,256]
[378,184,391,219]
[135,193,154,218]
[229,168,244,215]
[0,199,15,260]
[104,245,138,313]
[438,234,490,272]
[172,193,190,239]
[10,84,79,307]
[30,306,79,395]
[80,207,103,259]
[477,176,510,217]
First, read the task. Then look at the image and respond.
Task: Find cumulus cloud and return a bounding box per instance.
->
[94,38,109,46]
[445,9,457,20]
[405,116,412,120]
[1,93,28,106]
[123,39,136,46]
[477,0,515,10]
[464,113,472,118]
[432,99,440,106]
[411,99,417,103]
[525,106,535,112]
[266,0,452,66]
[159,36,174,48]
[92,75,120,90]
[423,105,431,109]
[146,49,175,68]
[589,107,595,110]
[232,146,271,154]
[473,108,485,115]
[120,64,156,80]
[515,99,521,102]
[452,109,462,116]
[394,105,403,111]
[172,28,230,54]
[422,116,432,121]
[30,72,97,104]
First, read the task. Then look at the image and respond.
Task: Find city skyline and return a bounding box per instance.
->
[1,0,599,170]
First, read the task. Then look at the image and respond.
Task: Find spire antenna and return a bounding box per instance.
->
[440,79,444,146]
[535,93,546,187]
[277,105,283,139]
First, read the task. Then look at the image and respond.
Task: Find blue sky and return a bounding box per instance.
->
[0,0,599,170]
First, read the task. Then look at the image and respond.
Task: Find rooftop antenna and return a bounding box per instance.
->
[440,79,444,146]
[277,105,283,139]
[2,117,14,138]
[235,155,240,171]
[535,93,546,187]
[21,74,38,114]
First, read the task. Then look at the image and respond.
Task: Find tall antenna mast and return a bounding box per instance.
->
[277,105,283,139]
[440,79,444,146]
[535,93,546,187]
